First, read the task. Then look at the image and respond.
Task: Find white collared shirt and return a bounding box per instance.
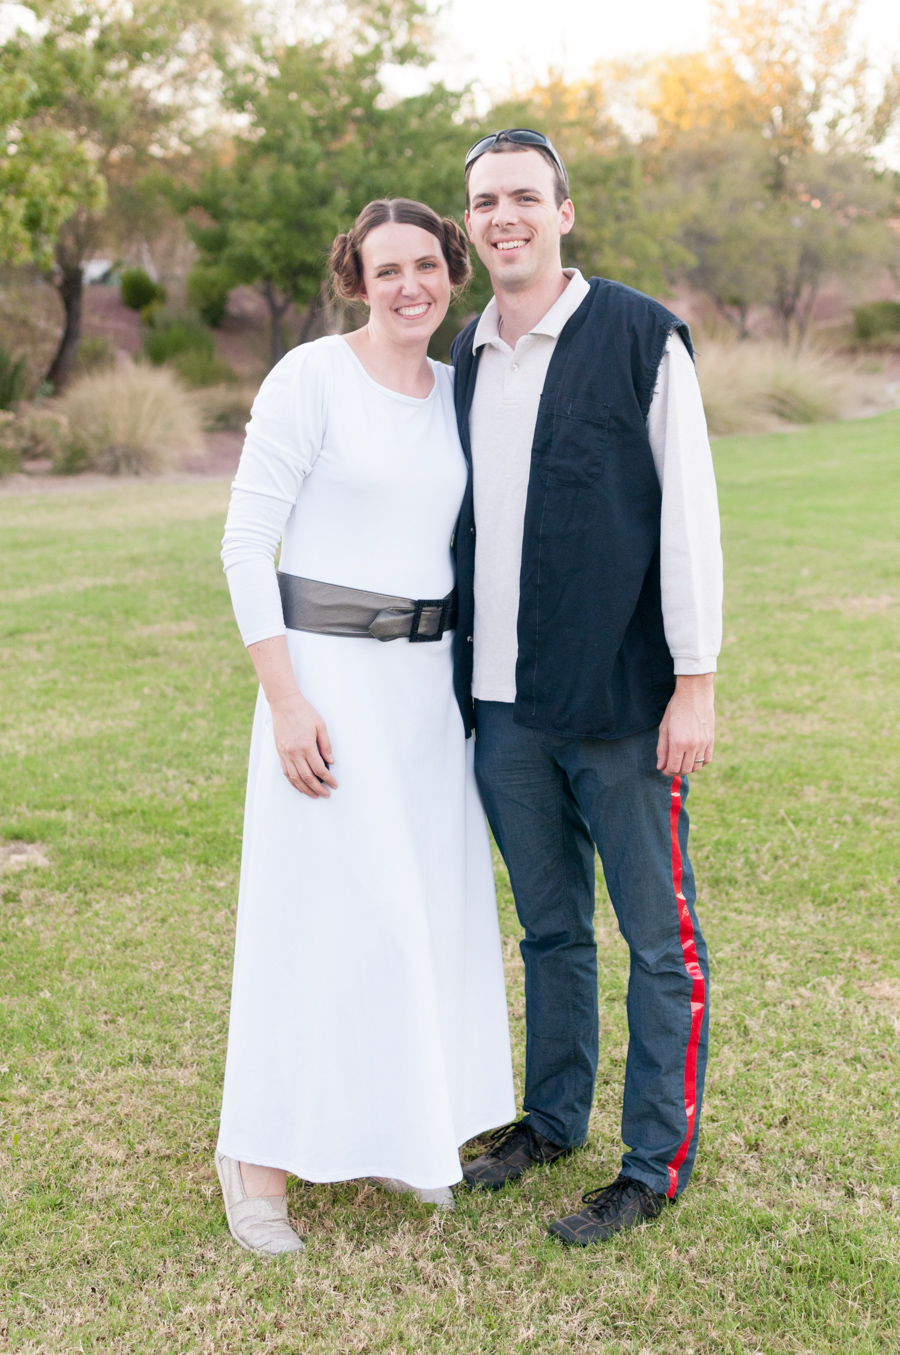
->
[469,269,723,702]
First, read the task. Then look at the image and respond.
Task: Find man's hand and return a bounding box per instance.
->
[656,673,715,778]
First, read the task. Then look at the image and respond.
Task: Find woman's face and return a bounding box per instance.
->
[358,221,452,346]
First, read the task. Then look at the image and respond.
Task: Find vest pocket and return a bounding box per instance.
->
[544,399,610,486]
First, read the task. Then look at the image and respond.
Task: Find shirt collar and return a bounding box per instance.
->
[472,269,590,353]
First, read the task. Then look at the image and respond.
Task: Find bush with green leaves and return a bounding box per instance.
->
[142,312,215,367]
[0,345,28,409]
[185,265,232,328]
[167,349,237,387]
[852,300,900,341]
[120,268,167,312]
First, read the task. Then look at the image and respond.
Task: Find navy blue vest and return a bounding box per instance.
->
[450,277,693,740]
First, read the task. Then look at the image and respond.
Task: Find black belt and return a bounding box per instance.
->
[277,572,457,643]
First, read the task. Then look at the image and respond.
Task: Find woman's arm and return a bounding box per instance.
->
[247,636,337,799]
[222,347,336,799]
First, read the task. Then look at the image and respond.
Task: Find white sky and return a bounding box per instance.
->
[424,0,900,97]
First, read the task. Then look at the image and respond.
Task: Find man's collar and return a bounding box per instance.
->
[472,269,590,353]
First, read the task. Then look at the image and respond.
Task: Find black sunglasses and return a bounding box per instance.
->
[464,128,568,186]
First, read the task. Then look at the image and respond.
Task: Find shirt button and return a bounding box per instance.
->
[467,636,473,643]
[510,363,518,372]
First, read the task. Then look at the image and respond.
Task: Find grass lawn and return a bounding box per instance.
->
[1,412,899,1354]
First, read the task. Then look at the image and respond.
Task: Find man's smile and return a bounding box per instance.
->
[492,238,529,251]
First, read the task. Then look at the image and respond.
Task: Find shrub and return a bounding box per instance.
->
[0,411,21,475]
[120,268,167,312]
[852,300,900,341]
[0,407,81,475]
[197,383,256,432]
[695,339,883,436]
[57,364,203,474]
[0,345,28,409]
[186,265,232,328]
[142,312,215,366]
[73,335,116,376]
[168,349,238,387]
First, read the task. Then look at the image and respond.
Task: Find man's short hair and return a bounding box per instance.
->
[465,141,570,211]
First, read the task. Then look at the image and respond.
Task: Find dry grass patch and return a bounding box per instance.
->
[0,842,49,871]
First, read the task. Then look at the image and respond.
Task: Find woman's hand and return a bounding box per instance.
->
[270,691,337,799]
[246,635,338,799]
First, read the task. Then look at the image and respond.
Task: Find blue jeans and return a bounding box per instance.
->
[474,701,710,1198]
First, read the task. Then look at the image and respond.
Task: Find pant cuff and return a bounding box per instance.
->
[619,1164,675,1197]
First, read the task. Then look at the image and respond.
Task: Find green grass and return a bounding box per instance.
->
[1,412,899,1353]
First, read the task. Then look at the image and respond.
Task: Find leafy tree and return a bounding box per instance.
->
[645,0,900,342]
[0,41,105,270]
[183,3,472,367]
[4,0,240,390]
[650,0,900,158]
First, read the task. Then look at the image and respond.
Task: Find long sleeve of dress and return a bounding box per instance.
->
[221,345,329,647]
[646,332,723,675]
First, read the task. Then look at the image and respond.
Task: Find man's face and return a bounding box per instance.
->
[465,148,575,292]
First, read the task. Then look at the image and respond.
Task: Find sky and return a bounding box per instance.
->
[417,0,900,99]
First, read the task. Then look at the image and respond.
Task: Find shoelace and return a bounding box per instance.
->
[484,1119,541,1159]
[580,1177,648,1216]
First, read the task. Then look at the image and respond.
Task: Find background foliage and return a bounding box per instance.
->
[1,0,898,388]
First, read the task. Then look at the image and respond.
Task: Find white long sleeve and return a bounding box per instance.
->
[222,488,291,646]
[221,344,330,647]
[647,332,723,675]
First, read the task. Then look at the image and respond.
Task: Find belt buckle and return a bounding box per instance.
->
[409,597,447,643]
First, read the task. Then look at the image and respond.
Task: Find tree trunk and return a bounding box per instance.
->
[714,297,752,339]
[298,284,327,345]
[45,256,85,392]
[261,281,292,369]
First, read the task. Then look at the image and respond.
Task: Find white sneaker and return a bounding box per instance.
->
[215,1151,305,1255]
[372,1176,456,1211]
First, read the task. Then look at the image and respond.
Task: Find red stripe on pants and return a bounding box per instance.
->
[665,775,706,1199]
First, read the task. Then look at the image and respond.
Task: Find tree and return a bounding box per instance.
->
[0,39,106,271]
[5,0,240,390]
[645,0,900,341]
[183,3,472,367]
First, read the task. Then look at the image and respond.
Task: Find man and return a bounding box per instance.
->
[450,129,722,1244]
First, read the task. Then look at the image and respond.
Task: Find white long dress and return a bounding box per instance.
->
[217,335,515,1189]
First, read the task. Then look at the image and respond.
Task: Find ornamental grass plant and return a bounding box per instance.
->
[694,337,888,436]
[56,362,203,474]
[196,381,257,432]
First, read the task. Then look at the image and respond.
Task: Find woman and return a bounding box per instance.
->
[215,198,515,1254]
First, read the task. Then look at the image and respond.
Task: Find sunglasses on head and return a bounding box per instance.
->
[464,128,568,185]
